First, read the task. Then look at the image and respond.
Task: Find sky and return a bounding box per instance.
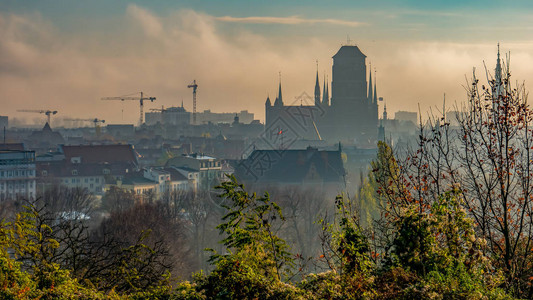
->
[1,0,533,126]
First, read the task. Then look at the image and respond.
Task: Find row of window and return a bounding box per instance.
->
[200,161,221,168]
[0,170,35,178]
[0,180,35,190]
[0,191,34,198]
[63,177,101,184]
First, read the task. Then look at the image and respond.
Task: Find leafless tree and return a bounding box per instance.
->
[375,56,533,296]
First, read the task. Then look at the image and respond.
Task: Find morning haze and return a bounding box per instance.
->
[2,1,533,299]
[1,1,532,125]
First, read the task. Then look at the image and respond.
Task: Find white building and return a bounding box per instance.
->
[0,150,36,200]
[143,167,191,196]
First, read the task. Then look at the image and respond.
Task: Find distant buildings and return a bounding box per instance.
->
[37,144,139,195]
[234,146,345,192]
[106,124,135,139]
[0,149,36,200]
[265,45,379,146]
[145,105,255,127]
[197,110,254,125]
[394,111,418,124]
[0,116,8,130]
[145,105,191,126]
[25,123,65,154]
[166,153,224,191]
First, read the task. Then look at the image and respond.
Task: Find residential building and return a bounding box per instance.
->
[166,153,223,190]
[0,150,36,200]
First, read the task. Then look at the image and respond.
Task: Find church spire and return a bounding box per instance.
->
[493,43,504,102]
[373,69,378,104]
[274,72,284,106]
[265,94,271,107]
[314,60,321,106]
[496,43,502,82]
[368,63,373,103]
[322,74,328,106]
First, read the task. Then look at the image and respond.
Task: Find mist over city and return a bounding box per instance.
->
[1,1,533,299]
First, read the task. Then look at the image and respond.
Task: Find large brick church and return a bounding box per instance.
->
[265,45,379,146]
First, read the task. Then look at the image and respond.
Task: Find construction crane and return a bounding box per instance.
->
[17,109,58,125]
[187,80,198,124]
[101,91,156,126]
[64,118,105,136]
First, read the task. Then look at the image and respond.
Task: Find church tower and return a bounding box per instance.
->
[327,45,376,142]
[331,46,367,108]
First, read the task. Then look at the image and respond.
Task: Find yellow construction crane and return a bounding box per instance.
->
[17,109,58,125]
[101,91,156,126]
[64,118,105,136]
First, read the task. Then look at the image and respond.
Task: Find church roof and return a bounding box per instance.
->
[332,45,366,59]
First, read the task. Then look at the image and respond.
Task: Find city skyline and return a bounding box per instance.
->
[1,1,533,125]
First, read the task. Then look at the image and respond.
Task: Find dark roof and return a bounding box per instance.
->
[122,175,157,186]
[235,147,345,184]
[61,144,138,165]
[0,143,24,151]
[37,161,133,177]
[332,45,366,59]
[163,167,189,181]
[173,166,198,173]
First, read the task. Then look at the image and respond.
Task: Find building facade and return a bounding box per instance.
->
[0,150,36,200]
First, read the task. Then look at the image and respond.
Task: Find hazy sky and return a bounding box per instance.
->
[1,0,533,125]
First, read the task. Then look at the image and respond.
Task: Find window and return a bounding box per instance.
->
[72,170,78,176]
[103,169,110,175]
[84,178,88,183]
[41,170,48,176]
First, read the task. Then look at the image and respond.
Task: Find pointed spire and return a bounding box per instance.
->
[315,60,321,106]
[494,43,503,100]
[383,101,388,120]
[181,100,184,108]
[495,43,502,84]
[322,74,327,106]
[325,75,329,106]
[274,72,284,106]
[373,69,378,104]
[368,62,373,103]
[265,94,271,106]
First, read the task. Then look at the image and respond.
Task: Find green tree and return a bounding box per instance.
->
[197,175,303,299]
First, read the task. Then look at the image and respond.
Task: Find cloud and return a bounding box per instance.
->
[215,15,365,27]
[126,4,163,37]
[0,5,532,127]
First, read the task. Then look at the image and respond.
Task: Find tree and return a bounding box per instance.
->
[82,202,193,292]
[379,51,533,297]
[197,175,302,299]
